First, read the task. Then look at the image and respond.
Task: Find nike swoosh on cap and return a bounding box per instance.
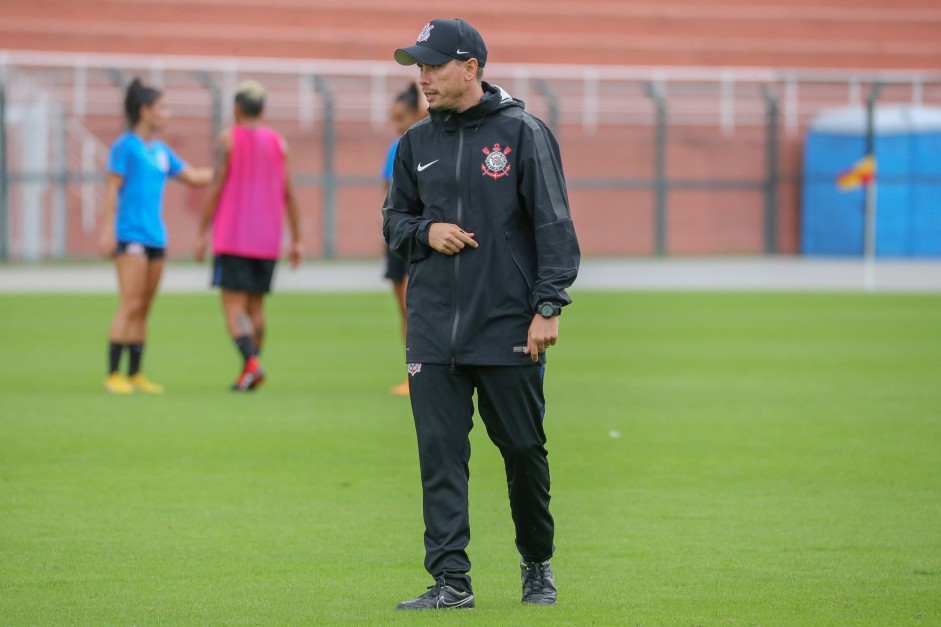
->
[417,160,439,172]
[456,49,470,55]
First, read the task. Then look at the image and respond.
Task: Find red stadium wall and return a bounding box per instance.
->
[3,0,939,258]
[3,0,939,69]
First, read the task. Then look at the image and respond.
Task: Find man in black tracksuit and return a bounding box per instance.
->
[383,18,580,611]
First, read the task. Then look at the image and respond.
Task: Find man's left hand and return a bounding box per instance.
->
[525,314,559,363]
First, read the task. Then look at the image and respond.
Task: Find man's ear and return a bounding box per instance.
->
[465,59,479,81]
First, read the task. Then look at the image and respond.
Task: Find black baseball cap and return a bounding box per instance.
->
[394,18,488,68]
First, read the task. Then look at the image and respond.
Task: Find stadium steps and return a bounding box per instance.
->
[4,0,937,258]
[2,0,940,68]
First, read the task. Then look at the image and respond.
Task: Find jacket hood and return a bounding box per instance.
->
[428,82,523,130]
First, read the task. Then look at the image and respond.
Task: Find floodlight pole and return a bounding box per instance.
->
[532,79,560,136]
[0,79,8,262]
[644,80,668,256]
[310,74,336,259]
[195,71,224,163]
[762,85,780,254]
[863,81,883,292]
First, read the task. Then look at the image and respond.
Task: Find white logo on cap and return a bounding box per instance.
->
[457,49,469,55]
[417,23,434,43]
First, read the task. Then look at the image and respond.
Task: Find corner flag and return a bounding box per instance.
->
[836,155,876,191]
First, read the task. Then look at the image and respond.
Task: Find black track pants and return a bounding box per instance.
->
[407,363,555,593]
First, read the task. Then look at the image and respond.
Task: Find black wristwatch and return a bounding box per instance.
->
[537,302,562,318]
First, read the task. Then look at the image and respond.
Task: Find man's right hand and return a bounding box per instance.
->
[193,232,208,261]
[428,223,478,256]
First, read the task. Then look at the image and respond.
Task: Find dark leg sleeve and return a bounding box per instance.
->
[408,363,476,592]
[474,364,555,563]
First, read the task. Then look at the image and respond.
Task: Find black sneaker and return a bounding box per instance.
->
[396,578,475,610]
[521,559,556,605]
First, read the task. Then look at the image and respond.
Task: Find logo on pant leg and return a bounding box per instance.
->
[407,363,422,376]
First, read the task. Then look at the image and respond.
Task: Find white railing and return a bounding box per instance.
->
[4,50,941,133]
[3,50,941,260]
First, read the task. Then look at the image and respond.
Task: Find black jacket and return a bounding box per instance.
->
[382,83,580,366]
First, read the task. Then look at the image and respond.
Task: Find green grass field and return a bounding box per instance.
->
[1,290,940,625]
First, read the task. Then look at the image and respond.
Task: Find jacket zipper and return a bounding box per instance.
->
[449,127,465,371]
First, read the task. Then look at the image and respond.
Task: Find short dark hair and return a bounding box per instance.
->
[124,78,161,126]
[394,82,422,112]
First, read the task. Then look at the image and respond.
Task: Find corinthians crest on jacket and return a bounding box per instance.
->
[482,143,511,179]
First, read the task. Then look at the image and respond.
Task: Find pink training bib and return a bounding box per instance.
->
[212,125,286,260]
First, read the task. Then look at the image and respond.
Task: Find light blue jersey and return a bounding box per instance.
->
[382,137,400,184]
[108,132,184,247]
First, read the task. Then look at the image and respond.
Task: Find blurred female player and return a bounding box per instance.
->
[382,82,427,396]
[99,78,212,394]
[193,80,303,392]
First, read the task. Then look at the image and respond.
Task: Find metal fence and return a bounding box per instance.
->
[2,50,940,260]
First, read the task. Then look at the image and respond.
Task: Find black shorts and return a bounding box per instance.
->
[212,254,277,293]
[384,247,408,283]
[116,240,165,260]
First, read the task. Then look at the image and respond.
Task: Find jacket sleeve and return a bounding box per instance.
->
[382,134,434,263]
[517,116,581,309]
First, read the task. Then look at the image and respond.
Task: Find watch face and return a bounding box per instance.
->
[539,304,553,317]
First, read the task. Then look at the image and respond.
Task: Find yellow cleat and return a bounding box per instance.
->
[389,379,410,397]
[104,372,134,395]
[128,373,165,394]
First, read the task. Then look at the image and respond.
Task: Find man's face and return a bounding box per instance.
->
[417,60,471,111]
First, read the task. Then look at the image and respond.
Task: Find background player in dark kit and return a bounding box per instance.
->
[382,82,428,396]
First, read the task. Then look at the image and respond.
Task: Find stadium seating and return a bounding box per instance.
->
[2,0,940,69]
[2,1,939,259]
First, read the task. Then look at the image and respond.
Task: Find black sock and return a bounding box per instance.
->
[109,342,125,374]
[128,342,144,376]
[234,335,258,362]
